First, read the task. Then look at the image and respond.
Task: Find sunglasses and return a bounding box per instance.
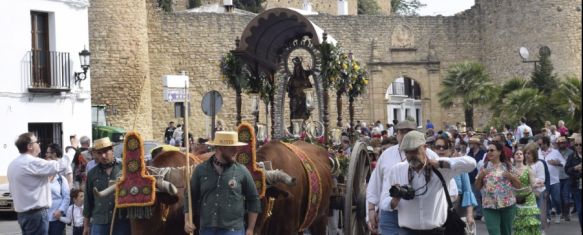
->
[487,149,497,152]
[575,144,582,147]
[434,145,449,150]
[29,140,41,145]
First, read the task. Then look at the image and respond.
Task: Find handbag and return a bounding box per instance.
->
[432,168,466,235]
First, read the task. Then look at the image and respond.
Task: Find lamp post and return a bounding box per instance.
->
[74,48,91,85]
[518,46,551,70]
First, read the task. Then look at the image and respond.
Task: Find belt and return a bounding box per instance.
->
[18,208,46,215]
[402,226,445,234]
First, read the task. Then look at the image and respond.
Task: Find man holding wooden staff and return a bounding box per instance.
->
[184,131,261,235]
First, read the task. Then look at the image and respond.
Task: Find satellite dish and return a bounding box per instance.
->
[519,47,529,60]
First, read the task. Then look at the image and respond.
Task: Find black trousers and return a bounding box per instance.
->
[401,226,445,235]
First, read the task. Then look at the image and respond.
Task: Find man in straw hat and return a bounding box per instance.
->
[366,120,441,235]
[83,137,130,235]
[184,131,261,235]
[387,131,476,234]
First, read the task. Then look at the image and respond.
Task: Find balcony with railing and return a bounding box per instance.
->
[23,50,71,93]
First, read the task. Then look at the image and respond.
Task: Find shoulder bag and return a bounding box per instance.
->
[432,167,466,235]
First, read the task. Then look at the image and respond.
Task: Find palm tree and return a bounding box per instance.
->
[498,88,546,126]
[438,62,495,129]
[220,52,249,125]
[552,77,582,131]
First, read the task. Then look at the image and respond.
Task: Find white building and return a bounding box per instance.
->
[385,77,423,127]
[0,0,91,181]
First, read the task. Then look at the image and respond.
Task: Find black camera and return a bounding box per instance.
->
[389,185,415,200]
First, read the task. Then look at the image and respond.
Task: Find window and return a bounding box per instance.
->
[31,11,50,87]
[28,123,62,158]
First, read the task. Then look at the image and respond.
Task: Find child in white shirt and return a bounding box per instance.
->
[60,189,84,235]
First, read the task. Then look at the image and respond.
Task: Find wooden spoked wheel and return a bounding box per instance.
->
[343,141,372,235]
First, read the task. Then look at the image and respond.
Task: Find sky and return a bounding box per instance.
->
[417,0,475,16]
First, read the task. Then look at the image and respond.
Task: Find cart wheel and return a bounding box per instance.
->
[343,141,371,235]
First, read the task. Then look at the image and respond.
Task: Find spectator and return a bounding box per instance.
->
[60,189,85,235]
[43,143,70,235]
[475,142,521,235]
[426,119,434,129]
[556,137,573,222]
[7,132,68,235]
[564,135,582,229]
[557,120,569,137]
[512,148,541,235]
[388,131,476,235]
[537,136,566,223]
[493,134,513,160]
[173,124,184,147]
[164,121,176,144]
[515,117,532,141]
[524,143,549,231]
[519,129,534,145]
[72,136,91,190]
[431,135,477,229]
[468,137,486,219]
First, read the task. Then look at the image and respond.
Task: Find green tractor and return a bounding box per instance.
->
[92,105,125,143]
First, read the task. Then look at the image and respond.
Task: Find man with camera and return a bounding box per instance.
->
[387,131,476,235]
[367,120,440,235]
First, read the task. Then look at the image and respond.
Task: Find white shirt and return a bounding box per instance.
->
[530,161,546,193]
[515,123,532,140]
[366,145,440,212]
[538,148,565,185]
[7,153,68,212]
[388,156,477,230]
[60,204,84,227]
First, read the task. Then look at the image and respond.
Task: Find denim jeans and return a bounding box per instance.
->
[199,227,245,235]
[379,210,399,235]
[90,219,130,235]
[17,208,49,235]
[560,179,572,205]
[573,187,582,229]
[472,185,483,217]
[548,183,562,216]
[48,220,66,235]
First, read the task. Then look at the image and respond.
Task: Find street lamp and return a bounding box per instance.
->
[74,48,91,85]
[518,46,551,69]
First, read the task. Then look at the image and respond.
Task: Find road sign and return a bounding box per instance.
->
[201,90,223,116]
[164,88,190,102]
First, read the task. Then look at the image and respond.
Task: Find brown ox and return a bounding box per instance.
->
[255,141,332,235]
[129,150,212,235]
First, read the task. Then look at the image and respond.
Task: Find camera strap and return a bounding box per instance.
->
[431,167,453,210]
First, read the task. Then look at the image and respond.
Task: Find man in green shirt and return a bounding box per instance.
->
[184,131,261,235]
[83,137,130,235]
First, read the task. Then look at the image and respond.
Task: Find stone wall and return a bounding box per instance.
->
[89,0,154,139]
[89,0,581,142]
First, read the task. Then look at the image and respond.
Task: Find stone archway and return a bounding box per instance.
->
[385,76,423,127]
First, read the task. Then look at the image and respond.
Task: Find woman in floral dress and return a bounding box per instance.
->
[513,147,541,235]
[475,142,522,235]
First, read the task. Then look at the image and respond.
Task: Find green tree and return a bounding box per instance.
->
[530,54,559,95]
[391,0,426,16]
[220,52,250,125]
[234,0,265,13]
[438,62,496,129]
[358,0,381,15]
[551,77,582,131]
[188,0,202,9]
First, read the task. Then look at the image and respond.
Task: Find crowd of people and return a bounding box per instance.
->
[365,118,582,235]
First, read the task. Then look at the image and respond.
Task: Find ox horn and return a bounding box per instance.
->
[94,184,116,198]
[265,169,296,186]
[156,179,178,195]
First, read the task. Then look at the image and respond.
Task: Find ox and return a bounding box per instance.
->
[255,141,332,235]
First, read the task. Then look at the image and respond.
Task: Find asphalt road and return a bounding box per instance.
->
[0,212,581,235]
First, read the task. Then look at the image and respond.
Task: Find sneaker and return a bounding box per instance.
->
[555,216,561,224]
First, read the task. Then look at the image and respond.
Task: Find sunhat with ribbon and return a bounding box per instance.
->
[206,131,248,146]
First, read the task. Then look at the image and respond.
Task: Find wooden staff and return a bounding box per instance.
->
[184,80,193,235]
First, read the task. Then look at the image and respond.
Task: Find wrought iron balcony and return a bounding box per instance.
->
[24,50,71,93]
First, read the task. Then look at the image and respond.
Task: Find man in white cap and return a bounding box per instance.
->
[387,131,476,234]
[184,131,261,235]
[366,120,440,235]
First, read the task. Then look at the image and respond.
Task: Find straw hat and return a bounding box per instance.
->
[394,120,417,130]
[206,131,247,146]
[93,137,113,151]
[557,136,568,143]
[468,137,481,145]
